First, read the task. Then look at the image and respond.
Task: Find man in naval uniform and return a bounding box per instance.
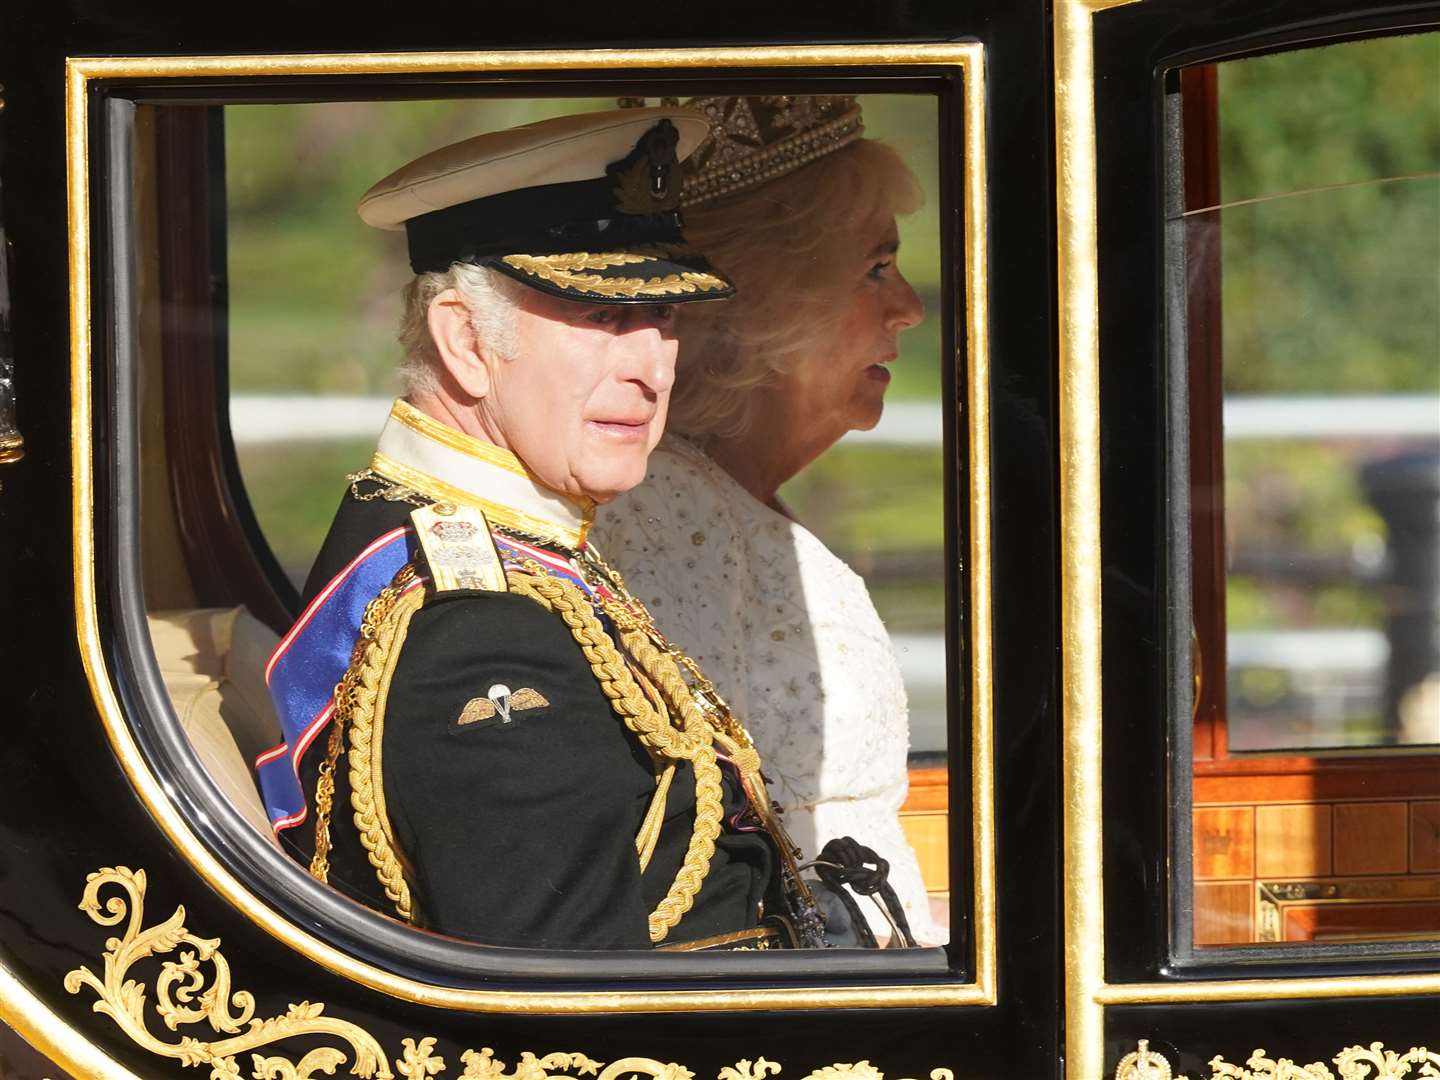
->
[254,108,800,950]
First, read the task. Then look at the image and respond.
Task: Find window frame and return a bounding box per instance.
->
[68,44,997,1009]
[1165,37,1440,966]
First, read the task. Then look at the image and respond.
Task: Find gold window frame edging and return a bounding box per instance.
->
[60,44,995,1016]
[1052,3,1440,1076]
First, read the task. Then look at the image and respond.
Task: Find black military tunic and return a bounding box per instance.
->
[288,491,777,949]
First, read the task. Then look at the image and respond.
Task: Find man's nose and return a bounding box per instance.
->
[887,273,925,332]
[621,326,677,394]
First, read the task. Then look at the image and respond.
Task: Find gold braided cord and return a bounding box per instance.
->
[308,708,344,882]
[312,553,734,942]
[582,551,816,910]
[634,763,676,873]
[506,569,724,943]
[574,542,813,902]
[345,580,425,922]
[580,544,758,753]
[311,564,418,885]
[628,662,677,872]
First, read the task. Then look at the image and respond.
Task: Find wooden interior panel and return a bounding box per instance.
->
[1193,805,1254,879]
[1332,801,1409,876]
[1282,901,1440,942]
[1410,801,1440,873]
[1180,63,1226,765]
[1193,881,1252,945]
[155,106,293,634]
[133,108,199,612]
[1255,804,1332,878]
[1193,758,1440,802]
[901,766,949,813]
[899,810,949,893]
[1181,59,1440,947]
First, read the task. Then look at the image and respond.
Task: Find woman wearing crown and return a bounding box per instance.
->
[592,96,946,944]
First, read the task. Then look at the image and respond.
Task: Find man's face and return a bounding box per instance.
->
[477,290,680,504]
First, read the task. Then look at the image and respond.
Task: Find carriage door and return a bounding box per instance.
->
[1059,0,1440,1074]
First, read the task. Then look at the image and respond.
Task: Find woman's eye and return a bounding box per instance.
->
[866,260,893,280]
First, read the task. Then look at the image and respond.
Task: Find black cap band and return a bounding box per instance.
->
[403,175,687,274]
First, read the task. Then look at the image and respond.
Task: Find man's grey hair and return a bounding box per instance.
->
[397,262,527,394]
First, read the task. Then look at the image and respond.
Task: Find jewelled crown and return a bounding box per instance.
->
[679,95,864,207]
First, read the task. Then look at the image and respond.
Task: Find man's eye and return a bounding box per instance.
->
[586,308,618,325]
[650,304,676,322]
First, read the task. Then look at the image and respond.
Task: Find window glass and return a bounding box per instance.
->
[174,92,957,949]
[1179,33,1440,949]
[1210,175,1439,752]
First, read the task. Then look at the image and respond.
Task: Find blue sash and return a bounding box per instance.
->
[257,526,412,833]
[256,524,596,834]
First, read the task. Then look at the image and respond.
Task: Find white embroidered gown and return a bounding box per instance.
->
[593,435,947,945]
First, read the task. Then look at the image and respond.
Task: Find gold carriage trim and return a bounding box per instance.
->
[500,252,731,298]
[1114,1039,1440,1080]
[65,865,958,1080]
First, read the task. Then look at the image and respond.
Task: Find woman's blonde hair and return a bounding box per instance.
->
[396,262,526,394]
[667,138,923,440]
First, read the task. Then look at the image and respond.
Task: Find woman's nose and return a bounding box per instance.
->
[887,273,925,332]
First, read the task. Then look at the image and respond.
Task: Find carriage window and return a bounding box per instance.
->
[1176,34,1440,948]
[129,88,964,961]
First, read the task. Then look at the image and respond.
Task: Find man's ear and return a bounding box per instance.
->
[427,289,491,399]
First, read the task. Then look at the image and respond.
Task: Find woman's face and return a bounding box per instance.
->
[777,213,924,438]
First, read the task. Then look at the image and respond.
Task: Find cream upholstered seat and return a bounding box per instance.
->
[147,607,282,843]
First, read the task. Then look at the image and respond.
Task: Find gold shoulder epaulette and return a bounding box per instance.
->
[410,503,508,592]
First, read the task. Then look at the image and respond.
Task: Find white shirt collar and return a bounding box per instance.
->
[370,398,594,550]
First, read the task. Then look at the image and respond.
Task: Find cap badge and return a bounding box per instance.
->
[608,119,682,214]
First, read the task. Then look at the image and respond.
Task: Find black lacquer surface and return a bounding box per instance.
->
[0,1,1064,1075]
[1092,0,1440,1059]
[1095,0,1440,983]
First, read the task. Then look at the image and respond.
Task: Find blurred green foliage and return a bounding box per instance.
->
[225,95,942,396]
[1216,34,1440,392]
[225,41,1439,649]
[237,439,371,583]
[1218,33,1440,202]
[1224,442,1389,632]
[1215,34,1439,639]
[226,92,948,627]
[781,445,946,630]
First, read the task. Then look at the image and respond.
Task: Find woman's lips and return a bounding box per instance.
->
[865,363,892,383]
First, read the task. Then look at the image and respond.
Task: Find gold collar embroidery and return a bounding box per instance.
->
[370,399,595,549]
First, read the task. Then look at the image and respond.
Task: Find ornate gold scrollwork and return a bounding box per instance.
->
[1116,1041,1440,1080]
[64,865,957,1080]
[64,866,390,1079]
[1209,1044,1440,1080]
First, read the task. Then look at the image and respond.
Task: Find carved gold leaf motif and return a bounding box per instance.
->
[64,865,956,1080]
[1116,1041,1440,1080]
[64,866,391,1079]
[1207,1051,1333,1080]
